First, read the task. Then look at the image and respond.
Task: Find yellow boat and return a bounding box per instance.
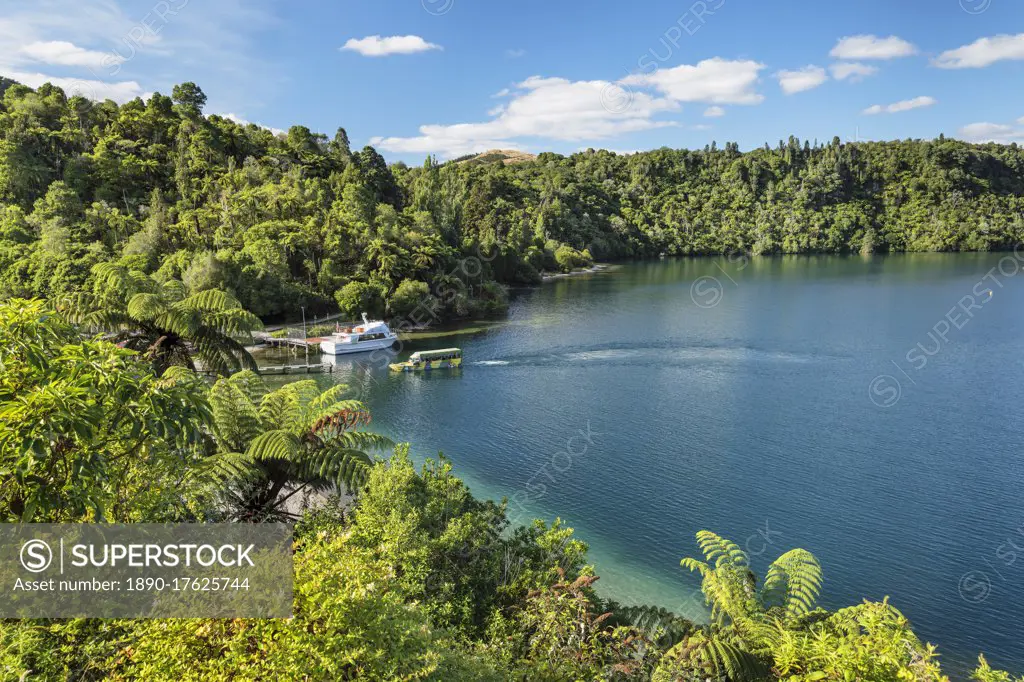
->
[389,348,463,372]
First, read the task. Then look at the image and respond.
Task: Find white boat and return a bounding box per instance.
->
[319,313,398,355]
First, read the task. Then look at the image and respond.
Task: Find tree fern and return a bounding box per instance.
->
[205,373,391,520]
[761,548,822,620]
[60,264,262,377]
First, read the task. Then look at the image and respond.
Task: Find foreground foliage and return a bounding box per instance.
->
[61,262,262,376]
[0,299,210,522]
[0,300,1021,680]
[205,371,392,521]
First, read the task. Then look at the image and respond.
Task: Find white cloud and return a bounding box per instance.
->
[220,112,285,136]
[3,69,144,103]
[19,40,124,69]
[505,48,526,58]
[0,0,283,114]
[492,88,511,98]
[830,35,917,60]
[621,57,765,104]
[776,65,827,94]
[371,75,680,158]
[703,105,725,117]
[341,35,441,57]
[863,95,936,115]
[830,62,878,81]
[933,33,1024,69]
[958,122,1024,144]
[373,58,768,158]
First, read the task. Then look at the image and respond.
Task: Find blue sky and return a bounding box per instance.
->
[1,0,1023,161]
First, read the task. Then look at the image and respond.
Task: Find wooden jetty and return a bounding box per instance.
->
[253,333,326,349]
[196,362,334,377]
[258,363,334,375]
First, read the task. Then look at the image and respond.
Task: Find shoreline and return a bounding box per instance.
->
[540,263,612,281]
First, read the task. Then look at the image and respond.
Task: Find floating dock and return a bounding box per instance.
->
[257,363,334,375]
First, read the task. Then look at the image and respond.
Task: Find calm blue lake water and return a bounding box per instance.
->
[261,254,1024,676]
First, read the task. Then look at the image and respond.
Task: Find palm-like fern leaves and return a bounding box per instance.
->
[202,372,392,520]
[682,531,760,627]
[654,629,771,682]
[664,531,826,682]
[762,549,822,621]
[60,263,262,376]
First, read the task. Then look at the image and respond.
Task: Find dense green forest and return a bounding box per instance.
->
[2,79,1023,324]
[1,297,1022,681]
[3,78,1024,679]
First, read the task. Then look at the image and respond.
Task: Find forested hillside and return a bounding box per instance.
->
[3,78,1024,679]
[1,78,1023,322]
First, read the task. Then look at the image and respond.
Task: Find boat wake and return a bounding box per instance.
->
[471,343,846,369]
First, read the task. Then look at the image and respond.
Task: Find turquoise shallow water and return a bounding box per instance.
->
[259,253,1024,676]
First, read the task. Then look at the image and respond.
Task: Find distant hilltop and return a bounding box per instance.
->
[451,149,538,166]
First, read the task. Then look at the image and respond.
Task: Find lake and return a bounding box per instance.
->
[259,253,1024,676]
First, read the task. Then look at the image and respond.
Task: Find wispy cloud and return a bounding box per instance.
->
[0,0,281,107]
[341,35,442,57]
[830,62,878,82]
[958,118,1024,144]
[863,96,936,115]
[20,40,124,69]
[830,35,917,60]
[505,48,526,59]
[776,65,827,94]
[372,58,767,158]
[933,33,1024,69]
[1,70,144,101]
[621,57,766,104]
[372,75,680,158]
[703,106,725,118]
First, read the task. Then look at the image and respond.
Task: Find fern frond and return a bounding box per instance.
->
[179,289,242,312]
[761,548,822,620]
[309,383,354,412]
[296,445,373,492]
[210,378,263,452]
[127,293,169,322]
[206,308,263,336]
[696,530,750,570]
[245,430,304,462]
[160,279,187,302]
[194,451,259,486]
[657,630,770,682]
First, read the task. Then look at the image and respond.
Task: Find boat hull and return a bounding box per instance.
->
[319,336,397,355]
[389,358,462,372]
